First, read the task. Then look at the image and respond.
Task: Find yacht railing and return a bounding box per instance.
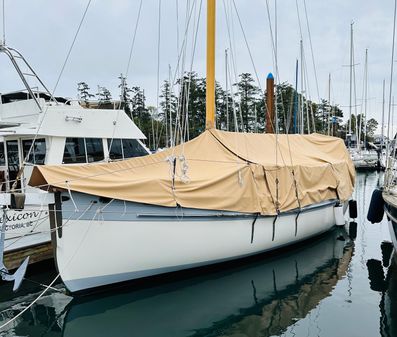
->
[0,45,58,109]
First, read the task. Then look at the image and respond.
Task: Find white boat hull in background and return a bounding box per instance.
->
[53,197,343,293]
[1,193,54,253]
[350,149,379,170]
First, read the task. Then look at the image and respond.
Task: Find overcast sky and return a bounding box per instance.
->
[0,0,396,132]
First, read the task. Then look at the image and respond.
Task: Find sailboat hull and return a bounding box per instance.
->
[383,194,397,250]
[52,193,342,293]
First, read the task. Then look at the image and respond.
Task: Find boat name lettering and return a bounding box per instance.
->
[4,222,34,231]
[0,211,46,224]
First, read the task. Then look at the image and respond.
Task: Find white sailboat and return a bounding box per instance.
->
[351,49,379,170]
[27,0,355,294]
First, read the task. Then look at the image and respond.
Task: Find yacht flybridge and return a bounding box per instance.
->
[0,43,150,288]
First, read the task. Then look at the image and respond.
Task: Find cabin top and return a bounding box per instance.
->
[0,91,146,140]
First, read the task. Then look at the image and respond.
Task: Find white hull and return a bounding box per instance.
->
[53,198,342,293]
[350,149,379,170]
[3,208,50,253]
[1,192,54,253]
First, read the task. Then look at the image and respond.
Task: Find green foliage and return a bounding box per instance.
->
[96,86,112,106]
[342,114,378,142]
[79,71,380,152]
[77,82,94,107]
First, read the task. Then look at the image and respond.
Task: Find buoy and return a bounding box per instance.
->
[349,200,358,219]
[334,204,345,226]
[367,188,384,224]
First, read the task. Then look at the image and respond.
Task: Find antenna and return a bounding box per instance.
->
[1,0,5,45]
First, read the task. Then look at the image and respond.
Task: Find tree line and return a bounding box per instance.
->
[77,72,378,150]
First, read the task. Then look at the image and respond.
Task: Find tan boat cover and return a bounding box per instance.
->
[29,129,355,215]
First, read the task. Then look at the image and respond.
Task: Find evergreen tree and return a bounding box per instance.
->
[96,86,112,106]
[176,72,206,141]
[234,73,260,132]
[159,80,178,146]
[118,74,133,116]
[77,82,94,107]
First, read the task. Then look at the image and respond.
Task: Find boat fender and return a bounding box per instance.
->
[334,204,345,226]
[367,189,384,224]
[349,200,357,219]
[10,193,25,210]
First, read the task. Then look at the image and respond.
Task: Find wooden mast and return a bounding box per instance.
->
[266,73,274,133]
[206,0,216,129]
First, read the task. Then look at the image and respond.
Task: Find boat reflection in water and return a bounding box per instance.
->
[61,228,353,337]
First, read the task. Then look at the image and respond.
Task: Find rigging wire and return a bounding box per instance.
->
[263,0,303,211]
[352,31,359,148]
[156,0,202,148]
[2,0,5,44]
[155,0,162,150]
[125,0,143,77]
[170,1,198,146]
[222,0,243,131]
[264,0,289,134]
[12,0,92,191]
[302,0,320,102]
[176,0,180,79]
[174,0,191,146]
[387,0,397,174]
[184,0,203,141]
[231,0,262,91]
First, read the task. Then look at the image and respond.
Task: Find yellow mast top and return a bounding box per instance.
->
[206,0,216,129]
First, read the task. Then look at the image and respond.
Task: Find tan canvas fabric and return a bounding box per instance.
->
[29,130,355,215]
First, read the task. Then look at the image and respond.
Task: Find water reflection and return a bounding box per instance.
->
[56,229,351,337]
[367,243,397,337]
[2,171,394,337]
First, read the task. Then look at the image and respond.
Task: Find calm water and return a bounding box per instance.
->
[0,172,396,337]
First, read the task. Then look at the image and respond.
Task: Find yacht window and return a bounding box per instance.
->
[0,142,5,166]
[123,139,148,158]
[85,138,104,163]
[63,138,86,164]
[107,139,123,160]
[22,139,46,165]
[6,140,20,190]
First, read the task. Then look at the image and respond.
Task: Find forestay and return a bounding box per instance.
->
[29,130,355,215]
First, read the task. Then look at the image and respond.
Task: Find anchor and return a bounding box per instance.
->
[0,207,29,292]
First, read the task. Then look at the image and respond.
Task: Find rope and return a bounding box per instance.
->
[0,195,110,332]
[3,201,95,251]
[66,181,79,212]
[0,274,60,330]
